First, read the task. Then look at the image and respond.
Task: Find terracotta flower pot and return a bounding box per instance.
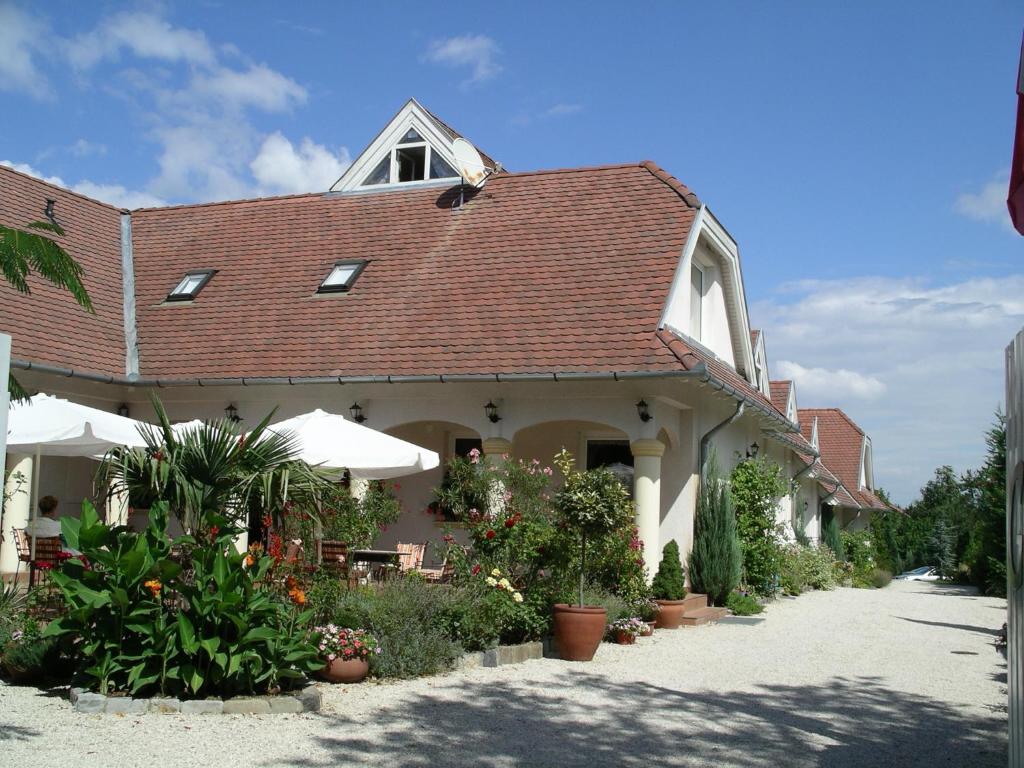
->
[614,630,637,645]
[640,623,654,637]
[654,599,687,630]
[553,604,607,662]
[319,657,369,684]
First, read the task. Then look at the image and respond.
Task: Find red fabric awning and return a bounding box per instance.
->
[1009,32,1024,236]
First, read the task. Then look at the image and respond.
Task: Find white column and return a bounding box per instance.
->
[482,438,513,516]
[1,454,33,577]
[631,439,665,583]
[107,480,131,528]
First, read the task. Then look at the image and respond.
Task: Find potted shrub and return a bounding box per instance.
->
[315,625,381,684]
[651,540,688,629]
[552,450,634,662]
[609,617,645,645]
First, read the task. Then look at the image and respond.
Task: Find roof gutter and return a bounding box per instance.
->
[10,358,714,389]
[699,400,744,476]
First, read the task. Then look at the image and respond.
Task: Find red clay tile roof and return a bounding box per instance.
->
[0,165,126,376]
[799,407,887,509]
[129,163,700,379]
[769,380,791,414]
[657,329,791,427]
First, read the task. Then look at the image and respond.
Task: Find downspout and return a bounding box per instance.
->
[699,401,744,476]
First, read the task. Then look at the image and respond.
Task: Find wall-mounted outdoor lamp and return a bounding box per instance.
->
[116,403,130,417]
[484,400,501,423]
[349,402,367,424]
[225,403,242,423]
[747,441,760,459]
[636,399,652,423]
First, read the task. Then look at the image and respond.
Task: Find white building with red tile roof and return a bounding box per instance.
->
[0,99,885,576]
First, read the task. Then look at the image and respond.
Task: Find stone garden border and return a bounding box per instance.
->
[70,683,321,715]
[455,640,544,670]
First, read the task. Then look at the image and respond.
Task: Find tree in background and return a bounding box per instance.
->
[962,414,1007,596]
[822,507,845,562]
[1,220,93,400]
[730,456,787,595]
[689,456,741,606]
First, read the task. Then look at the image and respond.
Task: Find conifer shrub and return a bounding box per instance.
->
[650,540,687,600]
[688,457,742,606]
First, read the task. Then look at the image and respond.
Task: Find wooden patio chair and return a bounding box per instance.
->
[421,549,458,584]
[14,530,64,588]
[319,539,357,588]
[396,542,427,573]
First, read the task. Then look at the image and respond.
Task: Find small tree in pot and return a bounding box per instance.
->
[650,539,688,629]
[551,450,634,661]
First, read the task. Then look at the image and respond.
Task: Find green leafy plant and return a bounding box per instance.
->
[1,219,93,401]
[731,456,787,596]
[650,540,686,600]
[553,450,635,608]
[822,509,845,561]
[689,457,741,606]
[44,500,320,697]
[725,590,763,616]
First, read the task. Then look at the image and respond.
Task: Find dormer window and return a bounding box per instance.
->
[690,263,704,340]
[317,260,367,293]
[167,270,215,301]
[360,130,459,187]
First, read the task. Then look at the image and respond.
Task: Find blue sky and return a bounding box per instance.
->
[1,1,1021,502]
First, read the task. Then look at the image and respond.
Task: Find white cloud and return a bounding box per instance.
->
[755,275,1024,504]
[955,172,1014,231]
[1,160,164,209]
[545,103,582,117]
[425,34,501,85]
[71,180,164,209]
[66,11,215,70]
[0,4,52,99]
[776,361,886,401]
[189,65,306,112]
[250,133,350,195]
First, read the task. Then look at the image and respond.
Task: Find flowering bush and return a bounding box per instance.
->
[314,625,381,663]
[731,457,788,596]
[608,617,646,640]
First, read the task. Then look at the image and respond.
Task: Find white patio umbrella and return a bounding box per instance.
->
[6,393,152,557]
[268,409,439,480]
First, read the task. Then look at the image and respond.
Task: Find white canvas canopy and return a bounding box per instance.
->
[269,409,439,480]
[6,393,152,557]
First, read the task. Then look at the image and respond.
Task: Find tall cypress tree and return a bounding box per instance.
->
[688,456,741,606]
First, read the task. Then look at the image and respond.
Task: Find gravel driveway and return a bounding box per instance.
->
[0,580,1007,767]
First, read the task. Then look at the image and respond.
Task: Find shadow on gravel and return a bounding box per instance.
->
[0,723,40,742]
[898,616,1001,636]
[289,672,1005,768]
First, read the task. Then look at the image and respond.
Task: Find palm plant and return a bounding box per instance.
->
[1,220,93,401]
[98,395,339,537]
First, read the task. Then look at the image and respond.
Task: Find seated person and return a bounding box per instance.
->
[24,495,62,539]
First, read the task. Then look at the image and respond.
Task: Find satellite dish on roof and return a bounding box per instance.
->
[452,138,490,188]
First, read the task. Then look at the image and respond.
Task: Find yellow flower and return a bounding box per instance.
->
[512,592,524,603]
[498,578,511,589]
[491,568,501,577]
[485,577,497,587]
[143,579,162,598]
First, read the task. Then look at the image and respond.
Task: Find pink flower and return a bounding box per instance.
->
[468,447,481,464]
[443,534,455,543]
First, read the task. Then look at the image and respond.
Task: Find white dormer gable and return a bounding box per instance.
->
[331,99,466,193]
[784,380,798,424]
[809,416,819,451]
[860,436,874,490]
[659,206,757,381]
[751,330,771,398]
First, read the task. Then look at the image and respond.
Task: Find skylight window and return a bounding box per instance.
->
[167,270,215,301]
[318,260,367,294]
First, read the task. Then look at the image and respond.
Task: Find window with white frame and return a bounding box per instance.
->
[361,128,459,187]
[690,263,704,340]
[167,269,215,302]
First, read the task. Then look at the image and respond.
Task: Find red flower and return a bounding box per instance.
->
[471,564,482,575]
[237,435,246,450]
[485,529,496,540]
[153,449,164,463]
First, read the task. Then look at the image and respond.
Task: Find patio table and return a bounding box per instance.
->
[351,549,401,583]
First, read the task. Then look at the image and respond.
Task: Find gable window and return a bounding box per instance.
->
[690,263,704,340]
[318,260,367,293]
[360,127,460,187]
[167,270,215,302]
